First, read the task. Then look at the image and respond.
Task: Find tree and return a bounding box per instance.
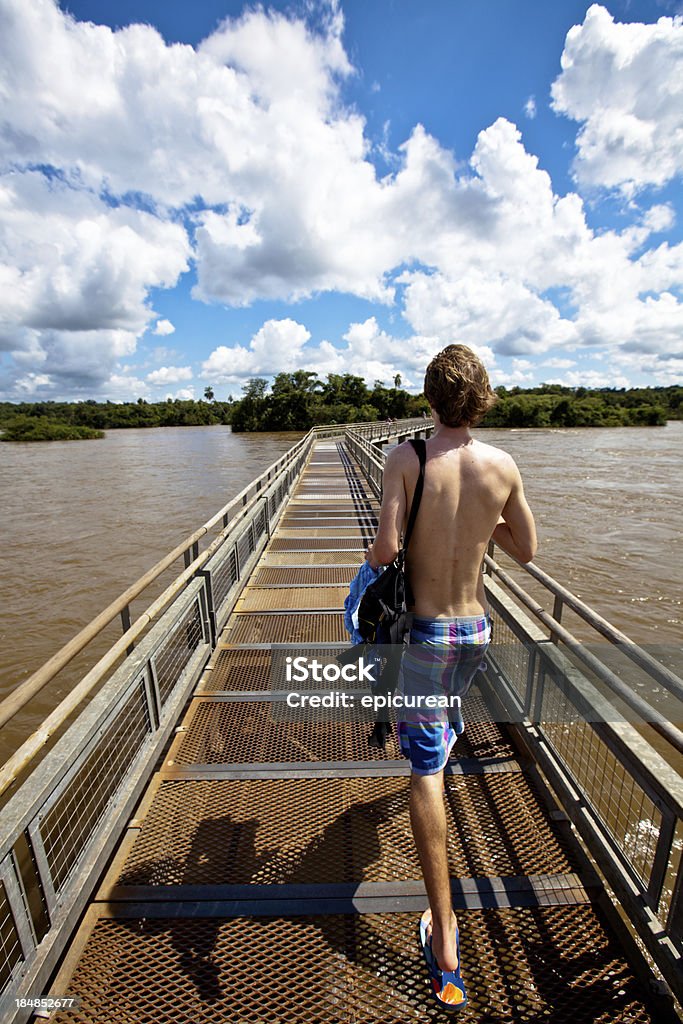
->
[393,373,402,389]
[322,374,368,408]
[204,386,215,402]
[242,378,268,399]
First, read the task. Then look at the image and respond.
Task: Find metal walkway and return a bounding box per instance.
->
[36,439,675,1022]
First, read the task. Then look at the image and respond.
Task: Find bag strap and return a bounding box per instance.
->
[403,438,426,551]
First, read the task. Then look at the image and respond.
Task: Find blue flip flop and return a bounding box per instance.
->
[419,909,468,1012]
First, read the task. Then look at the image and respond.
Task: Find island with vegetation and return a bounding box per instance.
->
[0,377,680,440]
[0,417,105,442]
[0,393,232,442]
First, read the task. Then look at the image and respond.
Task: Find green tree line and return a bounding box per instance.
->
[0,379,680,440]
[230,372,424,431]
[231,375,681,431]
[482,383,681,428]
[0,396,233,441]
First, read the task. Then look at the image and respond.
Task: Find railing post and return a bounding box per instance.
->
[550,595,563,644]
[120,603,131,634]
[0,854,35,958]
[646,810,677,912]
[27,819,57,919]
[524,646,537,719]
[120,604,135,655]
[668,848,683,948]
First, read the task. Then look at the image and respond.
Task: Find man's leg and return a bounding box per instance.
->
[410,770,459,971]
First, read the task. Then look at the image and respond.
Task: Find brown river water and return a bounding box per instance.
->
[0,421,681,762]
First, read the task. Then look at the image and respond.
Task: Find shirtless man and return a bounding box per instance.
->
[366,344,537,1009]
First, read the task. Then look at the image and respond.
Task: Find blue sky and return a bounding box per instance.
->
[1,0,682,400]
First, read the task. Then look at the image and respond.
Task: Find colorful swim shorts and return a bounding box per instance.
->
[397,614,491,776]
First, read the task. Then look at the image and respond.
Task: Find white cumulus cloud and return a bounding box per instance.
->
[146,365,193,385]
[0,170,190,394]
[201,319,312,383]
[153,319,176,336]
[551,4,683,193]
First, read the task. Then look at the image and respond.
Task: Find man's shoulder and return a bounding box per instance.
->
[471,439,517,474]
[472,437,513,460]
[386,440,421,466]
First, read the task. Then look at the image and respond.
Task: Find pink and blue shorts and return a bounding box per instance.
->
[397,614,491,776]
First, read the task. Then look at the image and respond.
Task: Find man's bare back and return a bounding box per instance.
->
[367,423,537,616]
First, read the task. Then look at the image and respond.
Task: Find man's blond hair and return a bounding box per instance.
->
[424,345,497,427]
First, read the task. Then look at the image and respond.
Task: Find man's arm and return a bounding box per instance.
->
[491,462,537,564]
[366,445,408,568]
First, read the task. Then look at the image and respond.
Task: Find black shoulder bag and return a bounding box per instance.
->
[356,437,427,645]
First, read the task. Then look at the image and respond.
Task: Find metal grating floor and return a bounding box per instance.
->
[277,527,371,538]
[116,774,575,887]
[52,909,655,1024]
[262,550,369,565]
[225,612,348,643]
[200,646,347,692]
[269,536,366,550]
[288,498,378,508]
[169,696,517,767]
[252,566,358,586]
[48,438,666,1023]
[169,700,403,765]
[236,586,350,611]
[280,512,378,520]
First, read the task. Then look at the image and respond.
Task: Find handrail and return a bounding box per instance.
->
[484,553,683,756]
[0,424,325,1017]
[0,499,270,798]
[516,557,683,703]
[344,421,432,499]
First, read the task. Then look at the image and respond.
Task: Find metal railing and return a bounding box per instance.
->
[483,572,683,1000]
[0,417,426,1021]
[348,425,683,1004]
[0,580,212,1021]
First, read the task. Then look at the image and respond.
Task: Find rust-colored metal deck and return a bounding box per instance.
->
[49,442,664,1023]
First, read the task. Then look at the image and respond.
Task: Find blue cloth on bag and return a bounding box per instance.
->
[343,561,382,643]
